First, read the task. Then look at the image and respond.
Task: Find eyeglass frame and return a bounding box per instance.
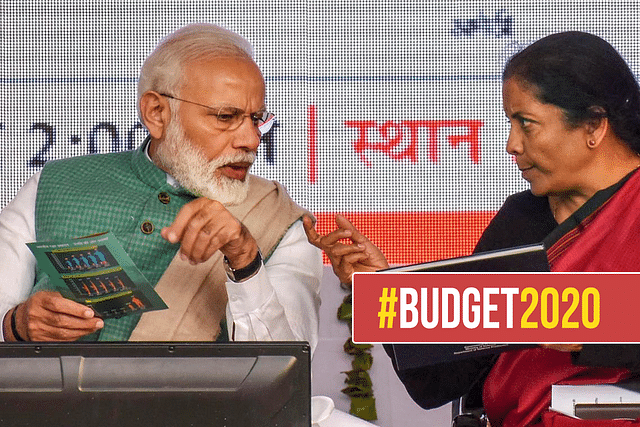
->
[158,93,276,134]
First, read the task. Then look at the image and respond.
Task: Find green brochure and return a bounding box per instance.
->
[27,232,167,319]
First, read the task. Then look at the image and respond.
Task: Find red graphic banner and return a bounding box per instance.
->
[352,273,640,343]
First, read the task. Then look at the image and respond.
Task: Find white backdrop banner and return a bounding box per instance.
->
[2,0,639,263]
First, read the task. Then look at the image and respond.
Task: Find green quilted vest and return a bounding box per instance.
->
[32,140,226,341]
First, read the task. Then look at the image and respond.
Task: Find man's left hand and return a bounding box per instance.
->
[161,198,258,268]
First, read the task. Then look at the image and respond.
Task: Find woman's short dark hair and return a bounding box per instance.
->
[503,31,640,153]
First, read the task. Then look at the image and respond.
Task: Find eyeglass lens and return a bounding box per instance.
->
[160,93,275,133]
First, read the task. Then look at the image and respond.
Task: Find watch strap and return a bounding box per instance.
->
[224,250,263,282]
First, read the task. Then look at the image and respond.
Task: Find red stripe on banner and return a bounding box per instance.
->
[313,211,497,265]
[352,273,640,343]
[307,105,317,184]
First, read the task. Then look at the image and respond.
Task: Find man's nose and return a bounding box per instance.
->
[232,117,261,151]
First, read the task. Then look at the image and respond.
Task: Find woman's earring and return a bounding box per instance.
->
[587,139,597,148]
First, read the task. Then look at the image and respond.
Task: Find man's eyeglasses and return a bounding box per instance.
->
[159,93,276,134]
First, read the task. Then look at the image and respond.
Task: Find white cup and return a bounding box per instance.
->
[311,396,378,427]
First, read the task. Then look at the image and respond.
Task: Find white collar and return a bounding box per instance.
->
[143,138,181,189]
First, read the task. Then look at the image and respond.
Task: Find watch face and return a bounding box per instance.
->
[224,251,262,282]
[223,257,236,281]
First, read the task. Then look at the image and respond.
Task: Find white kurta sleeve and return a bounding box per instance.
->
[225,220,322,355]
[0,172,40,341]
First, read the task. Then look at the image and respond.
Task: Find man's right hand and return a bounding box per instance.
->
[5,291,104,341]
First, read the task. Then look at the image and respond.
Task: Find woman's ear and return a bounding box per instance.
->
[139,91,171,139]
[585,106,609,148]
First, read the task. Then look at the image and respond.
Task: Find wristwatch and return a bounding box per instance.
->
[223,250,263,282]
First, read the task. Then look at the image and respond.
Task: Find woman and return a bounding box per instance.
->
[304,32,640,426]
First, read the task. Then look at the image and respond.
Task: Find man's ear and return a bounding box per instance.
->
[139,91,171,139]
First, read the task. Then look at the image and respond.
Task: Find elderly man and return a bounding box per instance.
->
[0,23,322,351]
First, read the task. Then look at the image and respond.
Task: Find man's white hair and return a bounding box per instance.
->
[137,23,254,120]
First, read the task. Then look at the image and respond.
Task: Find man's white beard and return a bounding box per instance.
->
[154,117,254,206]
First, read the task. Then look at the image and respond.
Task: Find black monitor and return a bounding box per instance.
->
[0,342,310,427]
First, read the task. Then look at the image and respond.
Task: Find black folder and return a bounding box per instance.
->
[382,243,549,274]
[389,243,548,370]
